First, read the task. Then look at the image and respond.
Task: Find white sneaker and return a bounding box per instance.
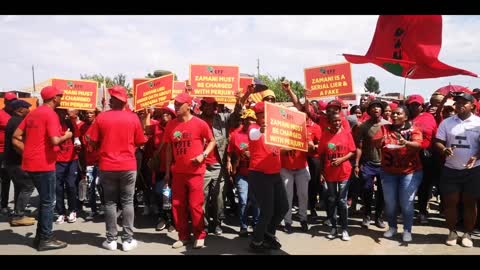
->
[193,239,205,249]
[403,231,412,242]
[172,240,190,249]
[67,212,77,223]
[383,227,398,238]
[327,228,337,239]
[341,230,351,241]
[122,239,138,251]
[55,215,66,224]
[461,233,473,248]
[102,240,117,251]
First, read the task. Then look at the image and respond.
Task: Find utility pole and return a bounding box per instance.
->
[257,58,260,77]
[32,65,36,92]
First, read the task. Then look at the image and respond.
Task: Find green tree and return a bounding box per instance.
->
[80,73,133,97]
[146,70,178,80]
[364,76,381,94]
[257,74,305,102]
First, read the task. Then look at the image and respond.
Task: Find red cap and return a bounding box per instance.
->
[389,102,399,111]
[336,98,348,108]
[201,97,217,104]
[406,95,425,105]
[326,100,342,110]
[318,100,327,111]
[175,93,193,105]
[108,86,128,103]
[253,101,265,114]
[160,106,176,117]
[41,86,63,101]
[4,92,17,101]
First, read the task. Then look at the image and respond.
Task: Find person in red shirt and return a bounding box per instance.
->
[405,95,439,225]
[87,86,147,252]
[280,107,311,234]
[306,117,323,218]
[226,109,260,237]
[149,106,176,232]
[79,109,103,219]
[54,109,80,225]
[13,86,72,251]
[164,93,216,249]
[318,112,356,241]
[248,102,289,252]
[380,105,423,243]
[0,92,17,214]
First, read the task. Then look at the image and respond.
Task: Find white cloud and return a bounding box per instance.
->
[0,15,479,99]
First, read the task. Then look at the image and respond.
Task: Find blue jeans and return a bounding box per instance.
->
[360,162,384,219]
[30,171,56,241]
[326,181,350,230]
[87,165,104,213]
[236,175,260,229]
[381,170,423,232]
[55,160,79,215]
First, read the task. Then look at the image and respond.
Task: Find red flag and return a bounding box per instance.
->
[344,15,477,79]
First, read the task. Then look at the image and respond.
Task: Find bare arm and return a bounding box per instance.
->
[12,128,25,154]
[283,83,303,112]
[50,129,73,146]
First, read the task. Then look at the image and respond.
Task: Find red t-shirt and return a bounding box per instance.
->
[228,128,250,177]
[144,119,163,160]
[412,112,437,150]
[56,123,78,163]
[87,110,147,171]
[318,128,356,182]
[0,109,11,153]
[72,119,84,138]
[307,121,322,158]
[80,121,99,166]
[381,125,423,175]
[248,124,281,174]
[163,116,214,175]
[18,106,62,172]
[205,122,221,166]
[281,150,308,170]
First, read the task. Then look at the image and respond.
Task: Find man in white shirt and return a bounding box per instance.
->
[435,91,480,248]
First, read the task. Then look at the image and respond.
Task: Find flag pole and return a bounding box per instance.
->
[403,76,407,100]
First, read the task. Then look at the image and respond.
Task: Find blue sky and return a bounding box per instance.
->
[1,15,479,98]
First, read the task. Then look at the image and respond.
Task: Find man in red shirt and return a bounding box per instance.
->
[79,109,103,219]
[164,93,216,249]
[87,86,147,252]
[13,86,72,251]
[405,95,439,224]
[226,109,260,237]
[248,102,289,252]
[0,92,17,214]
[54,109,80,225]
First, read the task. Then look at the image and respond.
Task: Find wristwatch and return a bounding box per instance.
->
[203,152,208,159]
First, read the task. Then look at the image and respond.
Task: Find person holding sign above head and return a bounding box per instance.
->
[13,86,71,251]
[248,101,289,252]
[318,112,356,241]
[87,86,147,252]
[163,93,216,249]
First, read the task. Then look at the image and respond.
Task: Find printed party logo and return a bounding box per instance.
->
[67,81,74,89]
[173,131,183,141]
[319,68,335,75]
[207,66,224,75]
[328,143,337,152]
[240,143,248,150]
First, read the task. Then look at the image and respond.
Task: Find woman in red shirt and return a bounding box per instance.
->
[318,112,356,241]
[380,105,423,243]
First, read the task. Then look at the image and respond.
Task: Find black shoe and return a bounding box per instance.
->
[167,224,176,232]
[33,237,40,249]
[264,234,281,250]
[375,218,386,229]
[239,228,249,238]
[214,225,223,235]
[37,239,68,251]
[156,218,166,231]
[284,223,293,234]
[249,241,268,253]
[300,221,309,232]
[309,209,318,218]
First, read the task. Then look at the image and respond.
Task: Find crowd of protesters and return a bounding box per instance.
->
[1,81,480,252]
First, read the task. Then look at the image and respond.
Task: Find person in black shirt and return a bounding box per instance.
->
[5,100,35,226]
